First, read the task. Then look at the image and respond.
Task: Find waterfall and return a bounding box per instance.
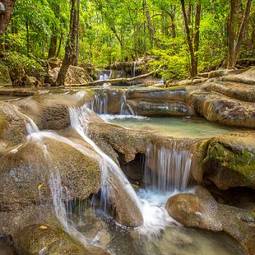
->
[69,105,143,216]
[90,92,108,114]
[28,131,99,247]
[120,91,135,115]
[144,142,192,192]
[133,62,136,77]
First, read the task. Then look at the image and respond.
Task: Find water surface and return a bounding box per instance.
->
[107,116,243,138]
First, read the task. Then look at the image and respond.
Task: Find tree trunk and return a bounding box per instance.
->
[56,31,63,57]
[169,11,176,38]
[48,3,60,59]
[56,0,80,86]
[193,1,201,75]
[227,0,252,69]
[48,34,58,59]
[180,0,197,77]
[0,0,15,35]
[73,0,80,65]
[233,0,252,65]
[26,18,29,56]
[143,0,155,48]
[227,0,238,68]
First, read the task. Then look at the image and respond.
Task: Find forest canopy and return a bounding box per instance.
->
[0,0,255,82]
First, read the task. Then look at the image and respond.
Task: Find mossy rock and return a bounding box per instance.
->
[15,224,109,255]
[197,133,255,189]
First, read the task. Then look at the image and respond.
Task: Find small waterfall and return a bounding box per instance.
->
[99,70,112,81]
[133,62,136,77]
[144,142,192,192]
[28,130,98,247]
[90,92,108,114]
[69,105,143,217]
[120,91,135,115]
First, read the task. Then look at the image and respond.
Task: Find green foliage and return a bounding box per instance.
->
[3,51,44,75]
[1,0,255,80]
[149,36,189,80]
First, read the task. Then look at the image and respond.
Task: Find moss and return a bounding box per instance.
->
[206,142,255,184]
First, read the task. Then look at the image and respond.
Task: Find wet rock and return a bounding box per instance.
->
[128,100,193,117]
[222,66,255,85]
[107,171,144,227]
[192,133,255,189]
[0,235,16,255]
[0,102,27,146]
[15,92,95,130]
[0,137,101,234]
[125,88,194,117]
[203,81,255,102]
[166,186,255,255]
[189,90,255,128]
[15,224,110,255]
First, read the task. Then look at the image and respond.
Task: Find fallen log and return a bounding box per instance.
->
[65,70,157,87]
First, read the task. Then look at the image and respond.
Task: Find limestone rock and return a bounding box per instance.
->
[49,65,92,86]
[192,133,255,189]
[166,186,255,255]
[15,224,110,255]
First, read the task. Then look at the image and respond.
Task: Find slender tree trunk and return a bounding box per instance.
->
[0,0,16,35]
[233,0,252,64]
[227,0,238,68]
[169,10,176,38]
[48,3,60,59]
[227,0,252,68]
[180,0,197,77]
[56,0,80,86]
[56,31,63,57]
[143,0,155,48]
[48,34,58,59]
[73,0,80,65]
[193,1,201,75]
[26,18,29,56]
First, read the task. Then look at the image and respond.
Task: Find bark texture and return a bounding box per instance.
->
[0,0,15,35]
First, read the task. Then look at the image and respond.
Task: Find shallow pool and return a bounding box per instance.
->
[105,115,243,138]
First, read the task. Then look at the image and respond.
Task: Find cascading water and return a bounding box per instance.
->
[69,105,142,214]
[144,142,192,192]
[28,130,99,247]
[120,91,135,116]
[90,91,108,114]
[120,91,136,116]
[69,104,176,236]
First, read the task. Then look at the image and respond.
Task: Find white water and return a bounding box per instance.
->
[27,130,98,247]
[69,106,143,213]
[120,91,135,116]
[90,93,108,114]
[17,100,193,240]
[99,114,147,121]
[144,143,192,192]
[69,104,181,236]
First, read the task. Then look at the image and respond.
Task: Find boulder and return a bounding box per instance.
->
[15,224,109,255]
[0,102,27,146]
[0,136,101,234]
[192,133,255,189]
[203,81,255,102]
[49,65,93,86]
[166,186,255,255]
[189,90,255,128]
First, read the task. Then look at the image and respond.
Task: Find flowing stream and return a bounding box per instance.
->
[8,101,245,255]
